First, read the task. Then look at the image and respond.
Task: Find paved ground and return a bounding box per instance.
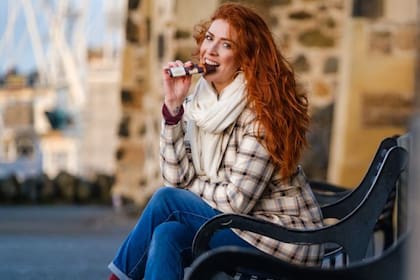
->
[0,205,137,280]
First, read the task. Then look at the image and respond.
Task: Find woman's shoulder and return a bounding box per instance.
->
[237,106,256,124]
[236,106,264,137]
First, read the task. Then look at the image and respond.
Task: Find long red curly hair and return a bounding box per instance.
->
[192,2,309,179]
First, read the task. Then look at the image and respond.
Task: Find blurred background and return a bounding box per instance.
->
[1,0,417,207]
[0,0,124,206]
[0,0,418,279]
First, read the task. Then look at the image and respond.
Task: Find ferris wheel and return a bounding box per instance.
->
[0,0,126,108]
[0,0,126,178]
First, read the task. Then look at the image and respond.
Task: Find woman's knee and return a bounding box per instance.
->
[149,186,187,208]
[151,186,182,202]
[145,187,185,218]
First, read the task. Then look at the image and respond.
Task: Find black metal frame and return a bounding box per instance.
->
[311,136,400,249]
[312,136,398,216]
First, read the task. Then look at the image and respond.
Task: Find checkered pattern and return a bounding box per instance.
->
[160,108,324,265]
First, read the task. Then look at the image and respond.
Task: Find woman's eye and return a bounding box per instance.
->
[223,42,231,49]
[205,34,212,41]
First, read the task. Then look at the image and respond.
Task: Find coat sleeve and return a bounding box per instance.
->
[160,120,196,188]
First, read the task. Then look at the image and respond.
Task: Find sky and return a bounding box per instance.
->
[0,0,124,75]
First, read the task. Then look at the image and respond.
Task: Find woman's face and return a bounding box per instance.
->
[200,19,241,93]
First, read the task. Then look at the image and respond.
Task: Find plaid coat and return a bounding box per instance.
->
[160,107,324,265]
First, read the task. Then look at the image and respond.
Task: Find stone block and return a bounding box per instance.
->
[394,24,416,51]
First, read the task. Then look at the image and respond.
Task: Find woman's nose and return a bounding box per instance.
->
[207,41,218,55]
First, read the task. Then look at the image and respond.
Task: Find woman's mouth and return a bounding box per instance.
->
[204,59,220,67]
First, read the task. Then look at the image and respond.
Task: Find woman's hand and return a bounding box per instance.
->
[162,60,193,116]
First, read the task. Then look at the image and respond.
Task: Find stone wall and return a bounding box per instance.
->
[265,0,348,180]
[328,0,417,187]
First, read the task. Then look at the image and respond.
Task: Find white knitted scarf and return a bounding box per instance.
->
[185,73,247,181]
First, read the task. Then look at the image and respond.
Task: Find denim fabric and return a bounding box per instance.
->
[108,187,255,280]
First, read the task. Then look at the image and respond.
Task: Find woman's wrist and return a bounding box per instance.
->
[162,103,184,125]
[164,100,183,115]
[169,105,182,116]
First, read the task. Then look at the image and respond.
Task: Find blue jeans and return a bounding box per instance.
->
[108,186,255,280]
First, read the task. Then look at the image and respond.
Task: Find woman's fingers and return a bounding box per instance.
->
[162,60,193,106]
[165,61,194,73]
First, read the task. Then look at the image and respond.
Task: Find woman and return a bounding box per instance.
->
[108,3,323,280]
